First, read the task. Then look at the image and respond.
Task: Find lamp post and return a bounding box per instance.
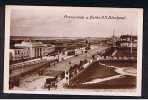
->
[64,61,71,86]
[130,33,133,54]
[21,63,24,78]
[21,56,24,77]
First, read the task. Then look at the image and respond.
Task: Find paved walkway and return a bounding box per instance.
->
[99,62,137,76]
[12,46,136,92]
[82,75,124,84]
[10,61,48,78]
[77,59,137,85]
[12,46,107,90]
[46,46,107,71]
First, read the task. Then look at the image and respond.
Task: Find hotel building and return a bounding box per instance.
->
[10,40,55,63]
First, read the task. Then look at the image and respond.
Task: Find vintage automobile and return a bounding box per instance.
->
[67,50,75,55]
[44,77,57,90]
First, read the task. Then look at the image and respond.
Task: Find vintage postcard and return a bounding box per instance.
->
[4,5,143,96]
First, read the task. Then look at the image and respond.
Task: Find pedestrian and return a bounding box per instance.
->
[48,85,51,90]
[54,61,55,66]
[48,62,50,67]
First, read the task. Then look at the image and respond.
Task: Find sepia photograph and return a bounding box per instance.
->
[4,5,143,96]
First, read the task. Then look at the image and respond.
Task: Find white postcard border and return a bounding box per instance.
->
[4,5,143,96]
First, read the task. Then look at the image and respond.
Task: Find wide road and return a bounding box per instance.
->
[46,46,107,72]
[10,60,49,78]
[10,45,107,78]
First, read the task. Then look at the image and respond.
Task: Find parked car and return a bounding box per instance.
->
[44,77,57,90]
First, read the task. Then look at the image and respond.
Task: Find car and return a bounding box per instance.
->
[75,54,78,56]
[44,77,57,90]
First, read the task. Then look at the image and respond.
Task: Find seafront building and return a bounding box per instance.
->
[10,40,55,63]
[117,34,137,48]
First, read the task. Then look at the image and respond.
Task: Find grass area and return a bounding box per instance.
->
[114,49,137,57]
[65,60,136,89]
[69,61,119,85]
[99,60,137,68]
[66,75,136,89]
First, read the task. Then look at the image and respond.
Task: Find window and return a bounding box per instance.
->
[15,50,17,55]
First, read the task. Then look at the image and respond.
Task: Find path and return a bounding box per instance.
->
[81,62,136,85]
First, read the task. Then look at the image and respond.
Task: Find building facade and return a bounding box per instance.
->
[10,40,55,63]
[117,35,137,48]
[10,47,30,61]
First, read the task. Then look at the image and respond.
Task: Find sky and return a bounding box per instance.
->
[9,6,141,37]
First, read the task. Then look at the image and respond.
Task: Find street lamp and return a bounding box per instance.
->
[21,63,24,78]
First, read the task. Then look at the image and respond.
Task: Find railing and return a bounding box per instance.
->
[97,55,136,61]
